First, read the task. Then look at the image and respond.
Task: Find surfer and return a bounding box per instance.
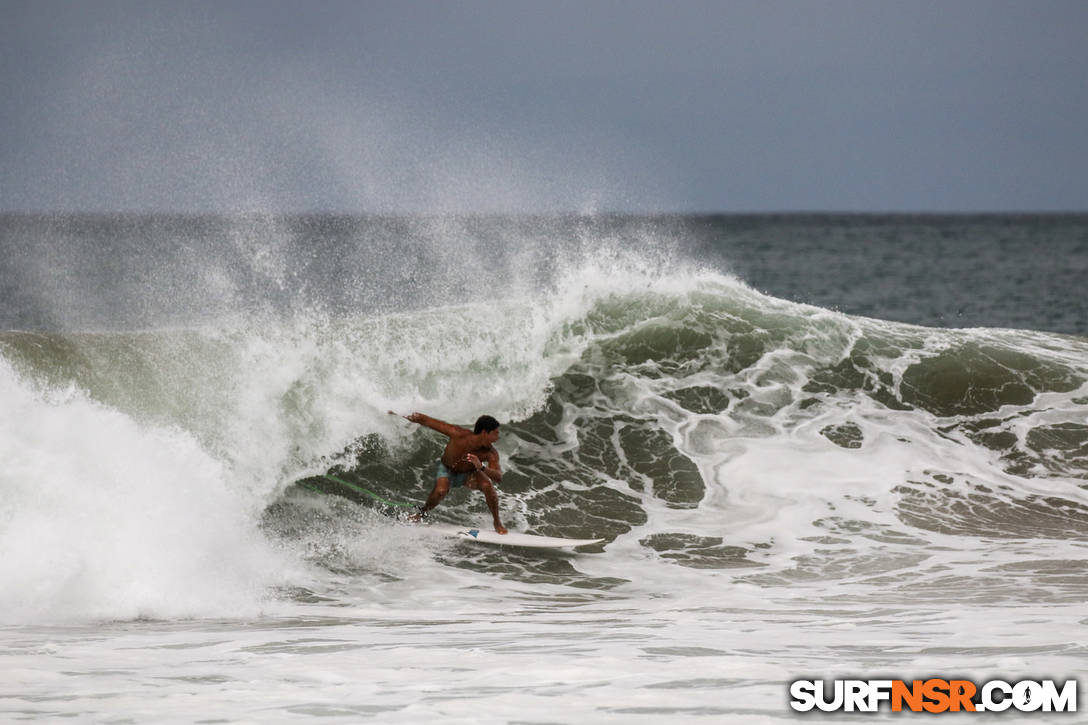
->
[390,411,507,534]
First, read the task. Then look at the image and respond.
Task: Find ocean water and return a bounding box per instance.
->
[1,214,1086,723]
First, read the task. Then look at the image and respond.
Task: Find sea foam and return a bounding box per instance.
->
[0,360,293,623]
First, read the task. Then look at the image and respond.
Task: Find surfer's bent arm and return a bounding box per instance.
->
[478,449,503,483]
[405,412,467,438]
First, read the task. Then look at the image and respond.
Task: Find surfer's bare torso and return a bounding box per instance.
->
[442,438,498,476]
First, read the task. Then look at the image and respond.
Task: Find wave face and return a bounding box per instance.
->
[271,269,1088,592]
[2,214,1087,621]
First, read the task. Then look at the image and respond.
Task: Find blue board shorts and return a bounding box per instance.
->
[436,459,470,488]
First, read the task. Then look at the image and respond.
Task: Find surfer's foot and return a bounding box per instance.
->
[408,506,427,523]
[494,522,508,535]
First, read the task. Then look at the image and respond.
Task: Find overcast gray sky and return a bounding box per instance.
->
[2,0,1086,213]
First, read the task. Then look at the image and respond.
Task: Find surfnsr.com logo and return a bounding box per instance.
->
[789,679,1077,713]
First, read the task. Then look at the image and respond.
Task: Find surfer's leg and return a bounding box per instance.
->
[420,477,451,516]
[470,472,507,534]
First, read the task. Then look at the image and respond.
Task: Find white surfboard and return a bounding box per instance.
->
[429,524,604,549]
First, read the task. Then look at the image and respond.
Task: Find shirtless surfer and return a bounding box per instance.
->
[390,411,507,534]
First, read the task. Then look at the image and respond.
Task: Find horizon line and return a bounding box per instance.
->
[3,208,1087,217]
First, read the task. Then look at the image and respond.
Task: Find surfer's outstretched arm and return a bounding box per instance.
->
[390,411,468,438]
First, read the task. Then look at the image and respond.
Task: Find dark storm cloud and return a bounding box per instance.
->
[2,0,1086,212]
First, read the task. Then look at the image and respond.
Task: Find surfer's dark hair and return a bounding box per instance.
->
[474,415,500,434]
